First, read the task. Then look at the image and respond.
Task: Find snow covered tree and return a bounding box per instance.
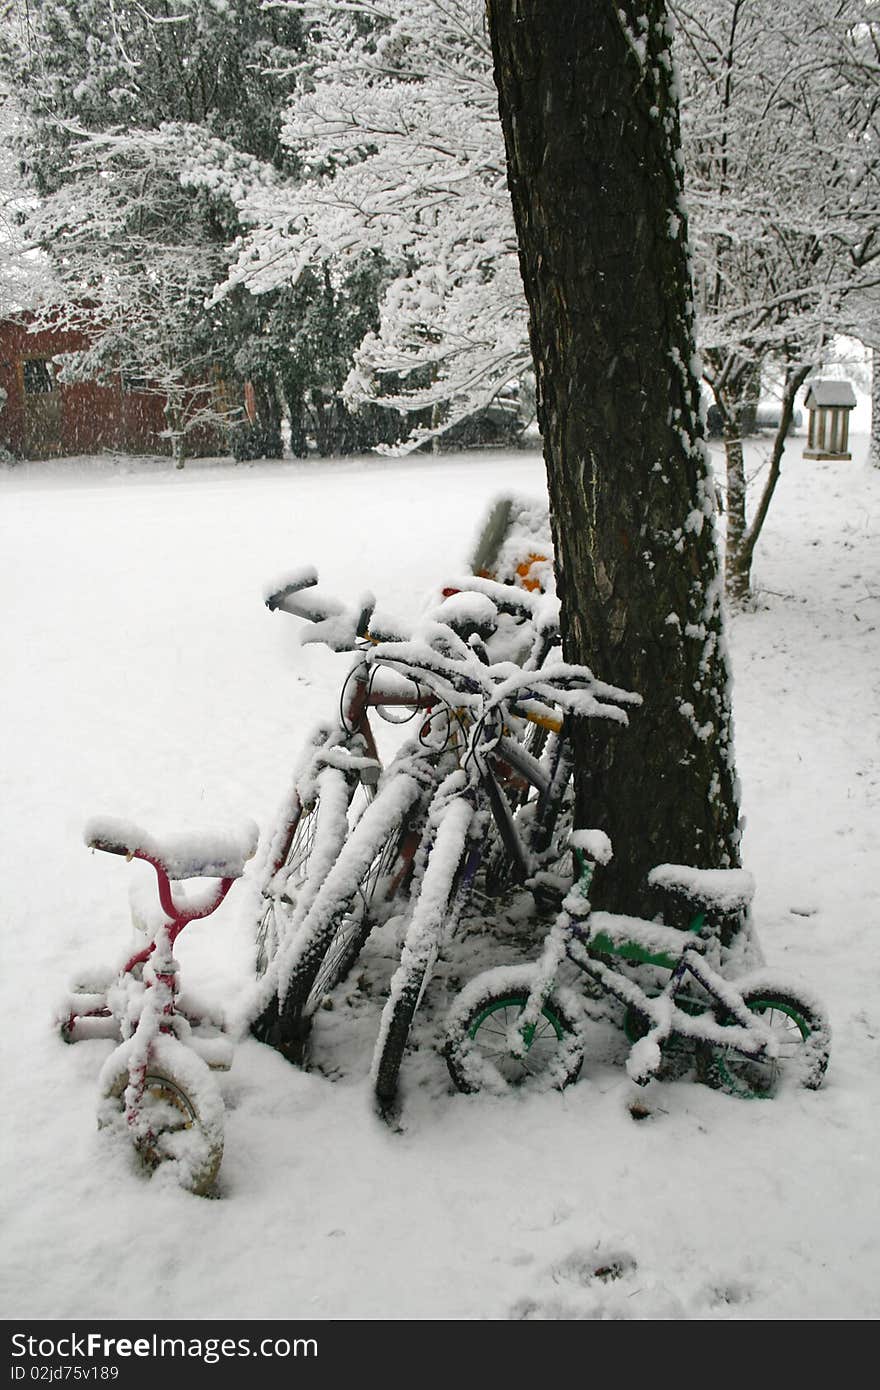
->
[484,0,745,930]
[0,81,54,318]
[872,343,880,468]
[15,123,249,466]
[0,0,308,460]
[220,0,526,450]
[679,0,880,600]
[231,0,880,549]
[4,0,423,460]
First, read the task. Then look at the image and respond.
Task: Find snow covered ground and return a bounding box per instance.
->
[1,430,878,1322]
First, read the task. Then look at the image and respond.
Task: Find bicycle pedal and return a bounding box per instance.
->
[60,1013,121,1045]
[67,964,116,994]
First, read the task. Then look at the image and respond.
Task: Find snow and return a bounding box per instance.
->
[1,434,879,1321]
[83,815,259,879]
[569,828,614,865]
[647,863,756,912]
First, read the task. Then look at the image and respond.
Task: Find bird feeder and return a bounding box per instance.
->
[803,380,857,460]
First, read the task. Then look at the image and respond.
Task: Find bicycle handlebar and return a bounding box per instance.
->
[369,643,639,730]
[262,566,638,727]
[84,816,258,881]
[264,567,560,654]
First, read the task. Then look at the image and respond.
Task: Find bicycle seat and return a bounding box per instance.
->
[647,864,755,913]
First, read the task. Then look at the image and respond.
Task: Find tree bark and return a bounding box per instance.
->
[164,397,186,469]
[872,347,880,469]
[724,429,750,605]
[486,0,744,931]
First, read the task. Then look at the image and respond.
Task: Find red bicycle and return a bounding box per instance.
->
[60,817,257,1196]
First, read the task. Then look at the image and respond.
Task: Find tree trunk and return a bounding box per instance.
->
[486,0,744,933]
[311,390,332,456]
[284,384,309,457]
[724,430,751,605]
[725,363,810,603]
[708,359,760,603]
[251,375,284,459]
[872,347,880,469]
[164,397,186,469]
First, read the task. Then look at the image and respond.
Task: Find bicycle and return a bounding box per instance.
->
[248,522,561,1011]
[444,839,831,1101]
[59,816,257,1195]
[245,568,598,1073]
[366,643,640,1117]
[246,569,489,1060]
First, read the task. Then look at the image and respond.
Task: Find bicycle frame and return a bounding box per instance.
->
[370,707,581,1115]
[62,831,241,1045]
[517,860,780,1081]
[256,652,439,901]
[476,716,573,888]
[61,820,255,1195]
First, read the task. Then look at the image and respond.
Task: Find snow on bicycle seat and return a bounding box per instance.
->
[588,910,708,966]
[84,816,259,879]
[647,863,755,913]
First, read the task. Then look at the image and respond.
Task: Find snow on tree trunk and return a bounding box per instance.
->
[164,398,186,471]
[486,0,745,938]
[724,431,751,606]
[725,363,811,603]
[872,349,880,470]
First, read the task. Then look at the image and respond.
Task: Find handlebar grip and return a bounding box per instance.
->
[355,599,376,640]
[85,834,131,858]
[264,566,319,611]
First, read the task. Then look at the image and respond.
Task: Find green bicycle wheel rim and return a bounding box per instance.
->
[714,996,811,1099]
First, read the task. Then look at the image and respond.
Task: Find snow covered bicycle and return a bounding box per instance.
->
[246,567,583,1067]
[59,817,257,1195]
[367,644,640,1117]
[444,840,831,1101]
[247,569,506,1058]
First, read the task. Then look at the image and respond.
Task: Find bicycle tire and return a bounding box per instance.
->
[304,817,415,1008]
[271,761,435,1060]
[445,965,585,1095]
[372,794,477,1111]
[255,763,363,977]
[97,1034,224,1196]
[696,973,831,1098]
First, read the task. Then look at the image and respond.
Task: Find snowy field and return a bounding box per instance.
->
[1,431,879,1322]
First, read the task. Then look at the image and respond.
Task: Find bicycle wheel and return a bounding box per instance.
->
[255,763,361,977]
[372,794,477,1111]
[272,763,431,1061]
[697,975,831,1099]
[98,1035,224,1196]
[445,965,584,1095]
[304,817,416,1009]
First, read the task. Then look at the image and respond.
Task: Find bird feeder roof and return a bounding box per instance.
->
[803,379,857,409]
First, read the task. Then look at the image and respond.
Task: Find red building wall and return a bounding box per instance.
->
[0,315,227,460]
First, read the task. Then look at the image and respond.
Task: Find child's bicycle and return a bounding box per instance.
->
[59,817,257,1195]
[444,837,831,1101]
